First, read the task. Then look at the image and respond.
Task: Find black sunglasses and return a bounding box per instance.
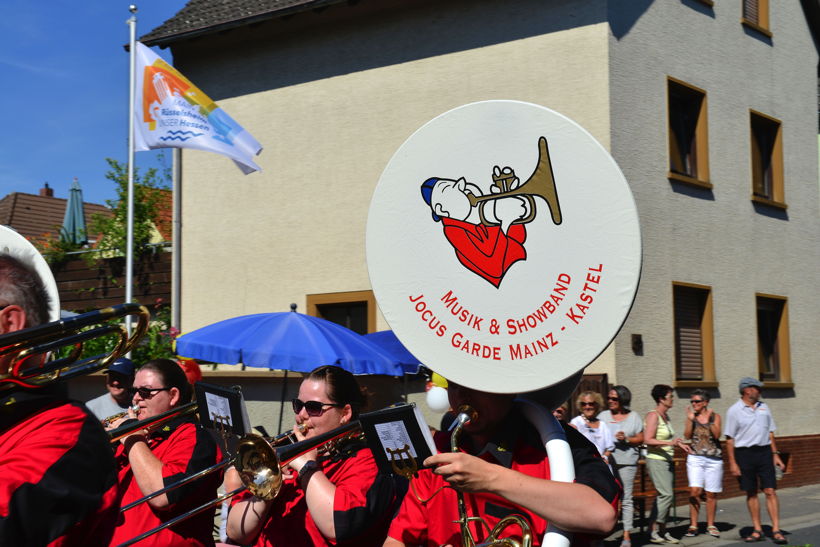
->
[128,386,171,399]
[607,396,620,401]
[292,398,343,417]
[691,399,705,403]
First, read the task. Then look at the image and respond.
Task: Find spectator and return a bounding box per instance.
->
[644,384,691,544]
[599,385,644,547]
[570,391,615,463]
[552,401,569,423]
[724,377,786,544]
[86,357,135,423]
[682,389,723,538]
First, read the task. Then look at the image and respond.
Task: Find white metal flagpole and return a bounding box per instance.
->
[126,5,137,337]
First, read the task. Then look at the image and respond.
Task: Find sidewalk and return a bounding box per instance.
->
[604,483,820,546]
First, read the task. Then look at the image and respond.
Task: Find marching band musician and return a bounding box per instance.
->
[0,253,119,546]
[227,365,403,546]
[110,358,221,547]
[384,381,619,547]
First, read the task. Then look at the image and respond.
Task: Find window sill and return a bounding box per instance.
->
[761,381,794,389]
[668,172,713,189]
[690,0,714,6]
[751,195,787,210]
[673,380,719,388]
[742,19,773,38]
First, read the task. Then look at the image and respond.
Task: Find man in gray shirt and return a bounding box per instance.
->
[724,377,786,544]
[85,357,135,425]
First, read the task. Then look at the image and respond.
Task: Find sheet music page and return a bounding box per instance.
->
[204,392,233,426]
[374,420,418,458]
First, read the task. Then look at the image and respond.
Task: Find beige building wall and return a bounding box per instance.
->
[158,0,818,436]
[175,0,611,337]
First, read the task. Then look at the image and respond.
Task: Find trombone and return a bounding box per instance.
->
[114,417,363,547]
[0,303,150,391]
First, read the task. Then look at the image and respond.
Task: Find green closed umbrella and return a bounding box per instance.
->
[61,178,86,245]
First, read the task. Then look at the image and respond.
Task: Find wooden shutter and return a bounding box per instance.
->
[675,286,705,380]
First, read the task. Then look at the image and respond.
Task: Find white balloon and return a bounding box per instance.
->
[426,386,450,413]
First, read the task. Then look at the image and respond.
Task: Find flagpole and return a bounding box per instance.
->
[126,5,137,338]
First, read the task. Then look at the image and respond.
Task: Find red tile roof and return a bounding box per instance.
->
[0,192,111,246]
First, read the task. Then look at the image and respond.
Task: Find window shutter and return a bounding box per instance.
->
[675,287,705,380]
[744,0,759,25]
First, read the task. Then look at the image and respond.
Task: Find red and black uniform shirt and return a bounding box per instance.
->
[110,415,221,547]
[230,440,402,547]
[388,410,620,547]
[0,387,119,546]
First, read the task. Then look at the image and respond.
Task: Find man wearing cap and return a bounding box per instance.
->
[724,377,786,544]
[86,356,136,424]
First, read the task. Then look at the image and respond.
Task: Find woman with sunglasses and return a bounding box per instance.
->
[569,391,615,463]
[645,384,692,544]
[109,358,222,547]
[682,389,723,539]
[227,365,401,546]
[598,385,643,547]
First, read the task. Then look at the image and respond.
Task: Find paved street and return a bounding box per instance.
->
[604,483,820,546]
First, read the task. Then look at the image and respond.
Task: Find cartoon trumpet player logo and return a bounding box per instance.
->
[420,137,562,288]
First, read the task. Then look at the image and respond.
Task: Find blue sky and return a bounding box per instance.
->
[0,1,189,206]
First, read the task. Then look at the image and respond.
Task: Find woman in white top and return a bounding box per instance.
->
[570,391,615,463]
[598,385,643,547]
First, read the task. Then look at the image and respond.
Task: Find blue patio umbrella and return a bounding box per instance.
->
[175,310,404,376]
[363,330,423,374]
[61,178,86,245]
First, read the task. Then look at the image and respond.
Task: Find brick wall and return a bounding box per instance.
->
[633,434,820,508]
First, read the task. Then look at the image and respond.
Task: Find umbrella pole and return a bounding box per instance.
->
[277,370,288,435]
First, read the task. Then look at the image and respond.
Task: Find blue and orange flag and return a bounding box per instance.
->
[134,42,262,174]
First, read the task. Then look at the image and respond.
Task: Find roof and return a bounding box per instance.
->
[145,187,173,241]
[141,0,349,47]
[0,192,110,245]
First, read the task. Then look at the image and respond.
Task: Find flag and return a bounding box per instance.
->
[134,42,262,174]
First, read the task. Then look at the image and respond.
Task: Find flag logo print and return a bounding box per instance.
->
[134,42,262,174]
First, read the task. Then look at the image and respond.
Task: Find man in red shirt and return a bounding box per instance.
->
[384,382,619,547]
[0,253,119,546]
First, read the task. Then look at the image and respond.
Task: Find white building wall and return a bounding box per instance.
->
[608,1,820,435]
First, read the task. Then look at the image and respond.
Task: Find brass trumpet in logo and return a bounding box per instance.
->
[466,137,562,228]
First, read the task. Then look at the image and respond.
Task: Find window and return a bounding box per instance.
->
[306,290,376,334]
[756,294,791,385]
[673,283,716,386]
[750,110,785,207]
[668,78,710,188]
[742,0,771,36]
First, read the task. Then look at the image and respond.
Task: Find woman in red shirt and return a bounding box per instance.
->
[227,365,401,546]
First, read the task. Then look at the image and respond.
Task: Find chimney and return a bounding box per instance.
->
[39,183,54,197]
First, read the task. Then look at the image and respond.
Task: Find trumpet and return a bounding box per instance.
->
[465,136,562,227]
[101,404,140,428]
[0,303,150,391]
